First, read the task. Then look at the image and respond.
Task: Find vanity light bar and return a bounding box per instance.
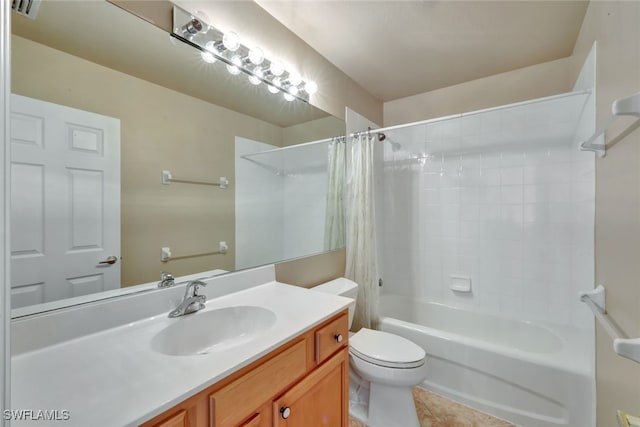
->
[171,5,317,103]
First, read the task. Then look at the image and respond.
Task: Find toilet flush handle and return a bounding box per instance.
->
[334,333,343,343]
[280,406,291,419]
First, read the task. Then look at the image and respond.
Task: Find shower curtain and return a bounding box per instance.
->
[345,132,379,331]
[324,137,346,251]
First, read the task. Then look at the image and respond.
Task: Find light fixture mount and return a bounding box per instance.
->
[171,5,316,103]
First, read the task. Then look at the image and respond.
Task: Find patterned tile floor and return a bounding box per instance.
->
[349,387,516,427]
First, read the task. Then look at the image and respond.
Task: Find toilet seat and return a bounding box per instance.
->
[349,328,425,369]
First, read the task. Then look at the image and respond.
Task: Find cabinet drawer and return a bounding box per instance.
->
[151,410,187,427]
[240,412,262,427]
[315,313,348,364]
[210,339,307,426]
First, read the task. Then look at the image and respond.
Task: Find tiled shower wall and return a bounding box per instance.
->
[381,131,595,329]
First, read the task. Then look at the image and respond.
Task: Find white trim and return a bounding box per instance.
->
[0,0,11,423]
[351,89,592,137]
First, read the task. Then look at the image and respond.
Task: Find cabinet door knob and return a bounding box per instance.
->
[280,406,291,419]
[334,333,343,343]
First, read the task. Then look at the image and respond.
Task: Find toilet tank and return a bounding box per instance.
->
[312,277,358,329]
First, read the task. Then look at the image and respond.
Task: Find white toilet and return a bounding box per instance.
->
[313,277,427,427]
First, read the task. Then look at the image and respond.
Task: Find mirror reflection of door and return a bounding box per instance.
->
[10,94,121,308]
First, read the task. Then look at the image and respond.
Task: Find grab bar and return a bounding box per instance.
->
[161,242,228,262]
[579,92,640,158]
[580,284,640,363]
[161,170,229,189]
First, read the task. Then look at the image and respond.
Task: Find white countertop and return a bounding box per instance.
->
[11,282,351,426]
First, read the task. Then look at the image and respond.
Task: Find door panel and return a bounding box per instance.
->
[10,94,121,308]
[11,162,44,257]
[68,168,104,250]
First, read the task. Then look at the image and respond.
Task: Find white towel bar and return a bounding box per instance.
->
[580,284,640,364]
[161,242,228,262]
[580,92,640,158]
[161,170,229,189]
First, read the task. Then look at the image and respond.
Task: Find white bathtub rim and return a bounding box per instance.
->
[381,294,591,335]
[379,294,593,374]
[378,315,591,378]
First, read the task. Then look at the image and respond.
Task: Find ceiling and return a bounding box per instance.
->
[255,1,589,102]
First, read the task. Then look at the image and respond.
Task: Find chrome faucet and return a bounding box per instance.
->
[158,272,175,288]
[169,280,208,318]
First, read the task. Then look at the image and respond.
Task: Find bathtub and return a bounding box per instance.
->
[379,294,594,427]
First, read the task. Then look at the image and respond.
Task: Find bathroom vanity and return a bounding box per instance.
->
[143,311,349,427]
[10,266,352,427]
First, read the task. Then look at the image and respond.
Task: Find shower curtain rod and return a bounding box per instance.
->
[241,134,345,160]
[350,89,591,138]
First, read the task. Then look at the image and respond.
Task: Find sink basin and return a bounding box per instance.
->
[150,306,277,356]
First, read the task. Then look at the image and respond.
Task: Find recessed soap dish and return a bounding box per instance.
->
[450,276,472,293]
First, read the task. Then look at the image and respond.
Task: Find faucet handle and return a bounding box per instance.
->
[158,272,175,288]
[184,279,208,297]
[192,280,207,295]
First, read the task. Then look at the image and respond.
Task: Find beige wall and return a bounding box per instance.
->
[383,56,575,126]
[275,249,346,289]
[571,1,640,424]
[282,116,345,148]
[12,35,286,286]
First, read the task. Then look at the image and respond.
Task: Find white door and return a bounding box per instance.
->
[10,94,121,309]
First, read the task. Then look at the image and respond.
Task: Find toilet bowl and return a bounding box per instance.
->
[312,278,427,427]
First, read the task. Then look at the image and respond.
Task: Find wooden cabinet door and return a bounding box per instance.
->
[273,348,348,427]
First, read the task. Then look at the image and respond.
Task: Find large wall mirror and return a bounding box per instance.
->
[9,0,346,316]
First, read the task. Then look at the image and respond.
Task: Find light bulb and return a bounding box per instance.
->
[267,81,280,93]
[272,77,282,88]
[287,85,299,96]
[205,41,218,54]
[283,93,295,102]
[248,47,264,65]
[287,71,302,86]
[201,51,216,64]
[304,81,318,94]
[248,67,263,85]
[222,31,240,51]
[270,61,285,77]
[226,55,242,75]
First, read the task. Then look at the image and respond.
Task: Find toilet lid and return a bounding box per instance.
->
[349,328,425,369]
